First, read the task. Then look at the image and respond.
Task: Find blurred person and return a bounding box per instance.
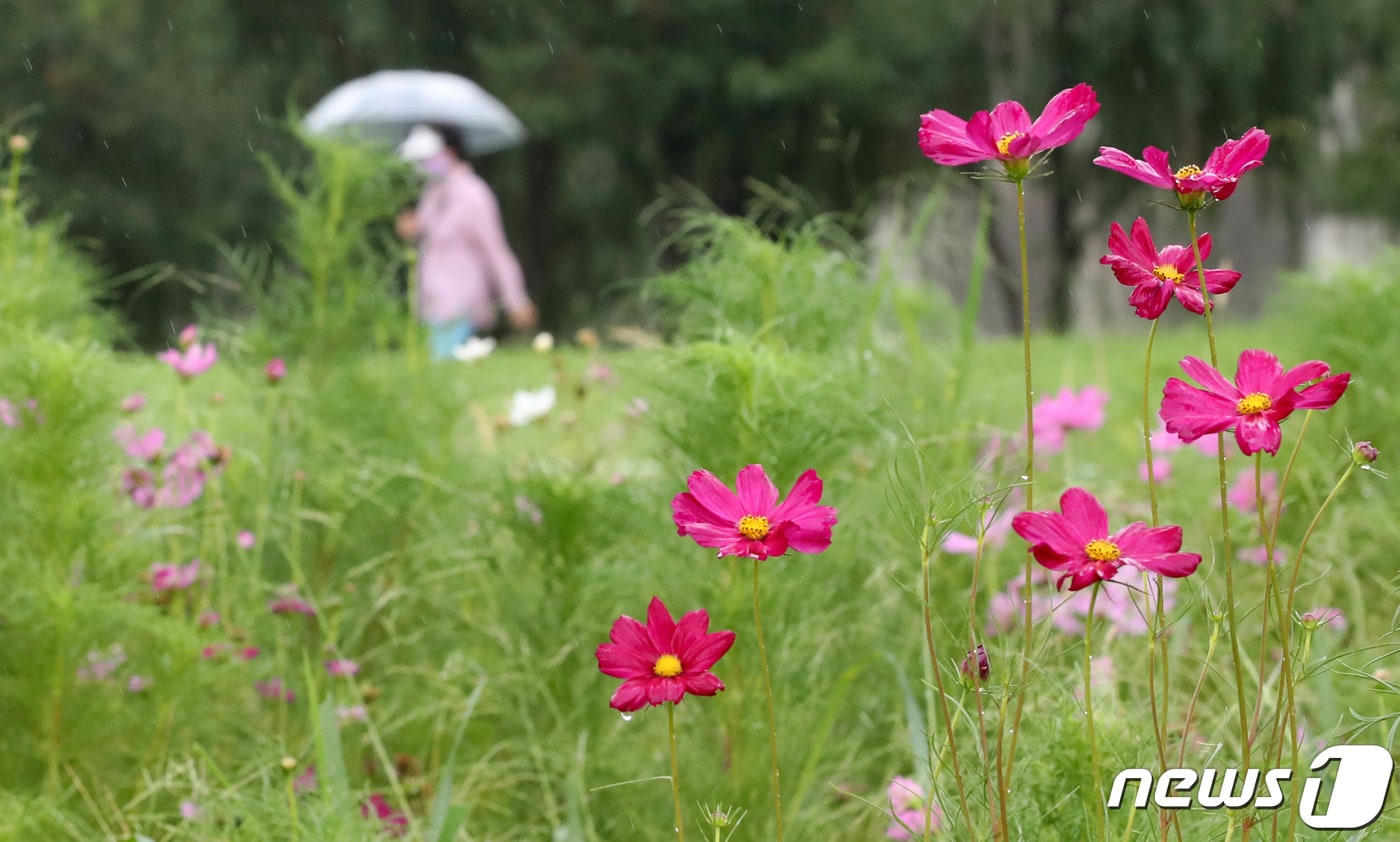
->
[395,124,537,359]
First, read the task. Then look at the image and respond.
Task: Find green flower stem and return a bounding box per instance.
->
[752,560,785,842]
[1189,209,1250,769]
[1139,318,1172,780]
[1277,462,1358,840]
[964,503,1000,837]
[919,524,976,839]
[1005,176,1036,794]
[669,703,686,842]
[1084,585,1105,839]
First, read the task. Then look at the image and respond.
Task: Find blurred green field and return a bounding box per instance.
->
[3,140,1399,841]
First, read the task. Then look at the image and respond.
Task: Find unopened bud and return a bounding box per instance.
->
[1354,441,1379,465]
[280,756,298,771]
[8,135,29,154]
[960,644,991,685]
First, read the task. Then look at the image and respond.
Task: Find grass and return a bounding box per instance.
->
[2,137,1398,840]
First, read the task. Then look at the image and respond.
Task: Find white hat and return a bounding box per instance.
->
[397,125,445,162]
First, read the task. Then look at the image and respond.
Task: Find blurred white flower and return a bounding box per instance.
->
[531,332,555,353]
[508,385,556,427]
[452,336,497,362]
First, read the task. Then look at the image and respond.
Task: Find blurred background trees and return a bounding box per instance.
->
[0,0,1392,344]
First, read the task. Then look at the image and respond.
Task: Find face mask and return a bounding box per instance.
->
[419,152,454,179]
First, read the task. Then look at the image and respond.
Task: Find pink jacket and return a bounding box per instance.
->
[414,164,528,327]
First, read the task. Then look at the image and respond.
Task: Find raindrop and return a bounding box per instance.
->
[620,712,632,721]
[780,140,786,149]
[547,41,555,55]
[21,57,32,73]
[255,106,263,122]
[167,18,174,31]
[447,30,455,43]
[120,177,128,188]
[1019,475,1028,481]
[103,140,110,150]
[716,24,723,33]
[240,225,248,238]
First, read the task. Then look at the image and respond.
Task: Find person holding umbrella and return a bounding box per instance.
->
[395,123,537,359]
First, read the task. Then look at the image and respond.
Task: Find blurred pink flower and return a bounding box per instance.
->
[265,357,287,384]
[198,610,221,628]
[586,362,616,385]
[76,644,127,682]
[325,659,360,677]
[150,559,201,592]
[114,424,166,462]
[942,490,1022,555]
[1239,545,1287,566]
[337,705,368,724]
[158,342,218,379]
[179,801,200,821]
[120,393,147,413]
[1027,386,1108,455]
[361,794,408,836]
[885,776,942,839]
[255,677,295,703]
[1138,458,1172,483]
[236,530,256,550]
[1227,468,1279,515]
[293,764,318,794]
[0,398,15,428]
[126,675,151,693]
[178,325,199,348]
[269,584,315,616]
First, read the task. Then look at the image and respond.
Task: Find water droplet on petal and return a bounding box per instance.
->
[620,712,633,722]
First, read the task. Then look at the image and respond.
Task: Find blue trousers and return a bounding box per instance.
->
[428,319,474,360]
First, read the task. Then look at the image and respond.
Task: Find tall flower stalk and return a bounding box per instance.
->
[751,560,785,841]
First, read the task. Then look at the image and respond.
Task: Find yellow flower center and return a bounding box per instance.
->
[1084,539,1121,563]
[1153,265,1185,284]
[653,654,683,678]
[737,514,770,540]
[1174,164,1203,180]
[1236,392,1272,415]
[996,131,1026,157]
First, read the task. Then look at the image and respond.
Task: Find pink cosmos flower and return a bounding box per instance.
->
[595,596,735,712]
[671,465,838,560]
[115,424,166,462]
[236,530,256,550]
[325,659,360,677]
[255,677,295,703]
[918,84,1100,174]
[269,584,315,616]
[1227,468,1279,515]
[1028,386,1108,455]
[1094,128,1270,208]
[126,675,151,693]
[361,794,408,836]
[1160,350,1350,456]
[1239,545,1287,566]
[885,776,942,840]
[265,357,287,384]
[158,342,218,379]
[1100,217,1241,319]
[0,398,15,428]
[150,559,201,592]
[1011,487,1202,591]
[120,393,146,413]
[178,325,199,348]
[1138,458,1172,483]
[179,801,200,821]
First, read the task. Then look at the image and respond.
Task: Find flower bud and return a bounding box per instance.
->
[960,644,990,685]
[1354,441,1379,465]
[280,756,298,771]
[532,332,554,353]
[8,135,29,154]
[178,325,198,349]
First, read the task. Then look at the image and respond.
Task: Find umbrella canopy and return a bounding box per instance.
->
[303,70,527,156]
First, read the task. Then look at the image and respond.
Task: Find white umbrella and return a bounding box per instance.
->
[303,70,527,156]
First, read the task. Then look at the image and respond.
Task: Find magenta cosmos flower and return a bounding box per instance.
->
[918,83,1100,175]
[1101,217,1241,319]
[595,596,735,712]
[671,464,838,560]
[1094,127,1270,209]
[158,342,218,379]
[1011,487,1201,591]
[1160,350,1350,456]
